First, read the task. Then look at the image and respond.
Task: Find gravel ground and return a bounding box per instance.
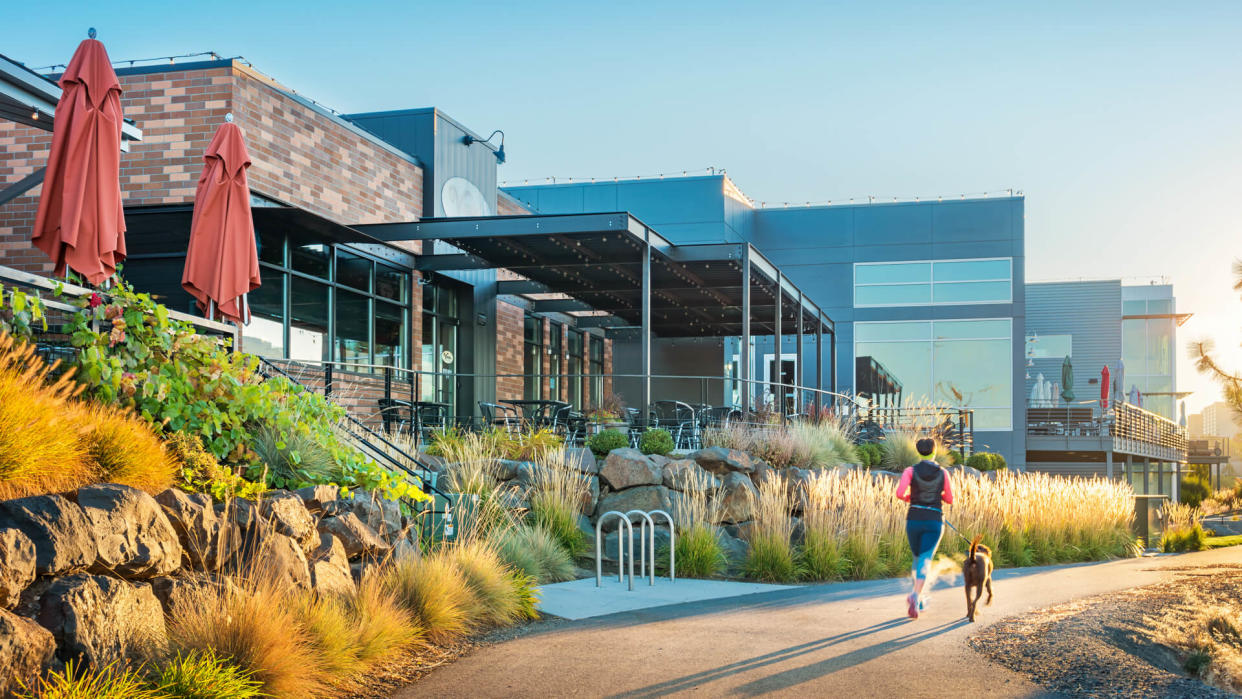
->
[970,563,1242,698]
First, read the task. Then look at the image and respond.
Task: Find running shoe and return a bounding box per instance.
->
[906,593,919,619]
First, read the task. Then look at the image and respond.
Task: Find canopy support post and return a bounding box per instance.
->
[774,271,782,422]
[740,247,751,415]
[815,315,823,416]
[640,229,652,423]
[796,290,804,417]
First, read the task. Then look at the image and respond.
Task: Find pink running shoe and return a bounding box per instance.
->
[906,593,919,619]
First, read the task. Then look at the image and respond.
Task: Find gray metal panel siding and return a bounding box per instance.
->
[432,113,498,218]
[1025,280,1122,414]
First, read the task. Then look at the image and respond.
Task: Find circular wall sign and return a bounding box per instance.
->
[441,350,455,365]
[441,177,491,217]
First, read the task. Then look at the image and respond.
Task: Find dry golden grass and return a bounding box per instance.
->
[450,539,523,626]
[346,570,424,665]
[76,403,176,494]
[796,468,1137,580]
[704,416,858,469]
[1148,598,1242,692]
[526,448,591,558]
[742,476,801,582]
[383,551,477,642]
[0,333,94,499]
[166,577,330,698]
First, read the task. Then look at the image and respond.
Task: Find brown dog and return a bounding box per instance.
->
[963,534,993,622]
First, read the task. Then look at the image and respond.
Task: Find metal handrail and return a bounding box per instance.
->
[595,512,634,590]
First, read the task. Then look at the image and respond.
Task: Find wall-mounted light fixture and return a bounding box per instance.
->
[463,130,505,164]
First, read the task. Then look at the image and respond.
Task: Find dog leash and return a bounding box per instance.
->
[909,504,973,546]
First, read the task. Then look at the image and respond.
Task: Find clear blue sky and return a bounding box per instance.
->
[5,0,1242,412]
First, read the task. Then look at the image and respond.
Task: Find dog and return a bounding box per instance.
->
[963,534,993,622]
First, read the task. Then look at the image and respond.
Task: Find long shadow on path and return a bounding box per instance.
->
[611,617,967,698]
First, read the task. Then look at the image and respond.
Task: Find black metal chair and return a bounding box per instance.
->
[478,401,518,433]
[551,405,587,446]
[377,398,413,436]
[652,400,701,450]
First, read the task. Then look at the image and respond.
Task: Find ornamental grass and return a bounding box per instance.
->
[742,476,802,583]
[667,467,728,578]
[491,523,575,583]
[76,403,177,494]
[0,333,94,499]
[703,414,859,470]
[526,449,591,558]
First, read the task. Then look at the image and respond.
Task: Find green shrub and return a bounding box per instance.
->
[1180,476,1212,508]
[966,452,1007,472]
[153,649,264,698]
[947,450,964,466]
[63,279,423,502]
[509,571,540,620]
[168,432,266,501]
[15,659,159,699]
[586,428,628,457]
[668,523,728,578]
[856,443,883,468]
[639,428,675,456]
[1161,523,1208,552]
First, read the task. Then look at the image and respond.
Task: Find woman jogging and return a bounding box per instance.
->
[894,437,954,619]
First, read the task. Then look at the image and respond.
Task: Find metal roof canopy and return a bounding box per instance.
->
[0,52,144,207]
[354,212,838,412]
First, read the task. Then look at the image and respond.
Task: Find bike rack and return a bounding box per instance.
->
[625,510,656,586]
[595,511,634,590]
[648,509,676,583]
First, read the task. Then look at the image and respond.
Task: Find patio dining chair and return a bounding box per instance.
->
[652,400,702,450]
[377,398,413,436]
[478,401,518,433]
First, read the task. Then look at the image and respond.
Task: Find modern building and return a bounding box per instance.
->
[1024,279,1190,492]
[505,179,1026,465]
[1203,401,1239,439]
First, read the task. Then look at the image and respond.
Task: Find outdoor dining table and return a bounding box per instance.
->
[499,399,570,428]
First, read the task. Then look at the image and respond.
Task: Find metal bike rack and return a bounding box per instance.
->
[595,511,634,591]
[648,509,676,583]
[625,510,656,586]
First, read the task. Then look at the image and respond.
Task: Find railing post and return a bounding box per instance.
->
[324,363,333,398]
[384,366,393,404]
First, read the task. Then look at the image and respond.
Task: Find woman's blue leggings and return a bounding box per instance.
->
[905,519,944,580]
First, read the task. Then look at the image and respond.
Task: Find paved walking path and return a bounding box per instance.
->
[397,547,1242,698]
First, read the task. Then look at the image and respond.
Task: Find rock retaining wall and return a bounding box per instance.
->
[0,483,413,694]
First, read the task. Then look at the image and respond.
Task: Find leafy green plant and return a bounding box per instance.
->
[167,432,266,501]
[1162,523,1208,552]
[152,649,264,699]
[855,443,882,468]
[61,279,423,502]
[15,659,159,699]
[639,428,675,456]
[0,284,49,340]
[586,428,628,457]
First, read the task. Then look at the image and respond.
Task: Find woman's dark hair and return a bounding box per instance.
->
[915,438,936,457]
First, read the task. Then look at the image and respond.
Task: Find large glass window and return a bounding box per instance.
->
[524,315,543,400]
[334,290,370,367]
[289,277,330,361]
[250,226,413,371]
[420,282,460,411]
[548,322,563,401]
[1121,314,1177,419]
[855,258,1012,307]
[589,336,605,408]
[567,329,584,408]
[1024,333,1072,359]
[855,319,1013,430]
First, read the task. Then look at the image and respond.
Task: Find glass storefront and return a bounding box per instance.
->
[523,314,543,400]
[567,329,584,408]
[242,229,411,371]
[548,322,563,401]
[1122,314,1176,419]
[420,282,459,413]
[589,336,605,408]
[855,319,1013,429]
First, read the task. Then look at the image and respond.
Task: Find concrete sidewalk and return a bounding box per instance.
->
[538,576,796,621]
[396,546,1242,698]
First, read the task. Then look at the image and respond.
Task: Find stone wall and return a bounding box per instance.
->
[0,483,409,693]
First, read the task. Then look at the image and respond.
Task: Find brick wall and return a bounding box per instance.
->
[0,60,424,275]
[495,300,524,401]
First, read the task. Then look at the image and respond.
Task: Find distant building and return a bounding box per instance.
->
[1188,412,1205,437]
[1203,401,1239,439]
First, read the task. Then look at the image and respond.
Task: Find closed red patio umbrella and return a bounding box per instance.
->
[1100,364,1110,410]
[31,34,127,285]
[181,115,260,325]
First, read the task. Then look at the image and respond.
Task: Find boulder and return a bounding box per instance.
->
[600,526,672,566]
[648,454,672,470]
[309,533,355,597]
[417,453,449,472]
[224,497,262,533]
[318,512,392,559]
[663,459,721,492]
[295,484,340,513]
[599,449,662,490]
[342,493,405,542]
[233,521,312,589]
[724,520,756,541]
[495,459,525,481]
[34,574,168,666]
[260,490,319,553]
[0,609,54,696]
[689,446,758,475]
[74,484,182,579]
[155,489,239,572]
[719,530,750,573]
[782,468,814,510]
[717,472,758,524]
[0,494,96,576]
[594,485,671,524]
[496,486,530,512]
[0,528,36,609]
[563,447,599,475]
[149,573,238,617]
